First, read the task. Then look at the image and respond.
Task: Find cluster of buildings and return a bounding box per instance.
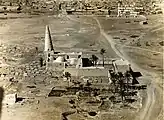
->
[44,25,143,105]
[0,0,161,16]
[117,2,143,17]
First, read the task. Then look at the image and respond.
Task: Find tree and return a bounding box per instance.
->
[100,48,106,67]
[90,55,98,66]
[125,71,131,93]
[3,7,7,11]
[59,3,62,10]
[39,57,43,67]
[118,72,124,101]
[110,71,119,94]
[25,0,29,6]
[65,72,71,80]
[108,9,111,15]
[85,80,92,87]
[17,5,22,11]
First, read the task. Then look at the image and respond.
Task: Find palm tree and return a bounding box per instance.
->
[110,72,118,94]
[125,71,131,93]
[118,72,124,101]
[100,48,106,67]
[90,55,98,66]
[65,72,71,80]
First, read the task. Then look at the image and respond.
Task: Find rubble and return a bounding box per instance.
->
[3,93,17,105]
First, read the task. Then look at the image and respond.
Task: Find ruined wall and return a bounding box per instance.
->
[47,62,65,71]
[64,68,108,77]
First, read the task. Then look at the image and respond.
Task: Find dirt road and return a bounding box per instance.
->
[94,17,163,120]
[67,15,162,120]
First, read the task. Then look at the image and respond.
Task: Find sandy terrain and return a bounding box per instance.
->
[0,10,163,120]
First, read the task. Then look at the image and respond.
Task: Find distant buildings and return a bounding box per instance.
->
[0,0,157,15]
[117,2,143,17]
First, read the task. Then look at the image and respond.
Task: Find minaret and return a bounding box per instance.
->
[117,0,122,17]
[44,25,54,52]
[117,2,120,17]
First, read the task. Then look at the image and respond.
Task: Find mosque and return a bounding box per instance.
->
[43,25,130,77]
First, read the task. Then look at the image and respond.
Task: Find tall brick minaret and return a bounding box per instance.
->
[44,25,54,52]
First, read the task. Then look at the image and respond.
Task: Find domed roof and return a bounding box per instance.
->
[55,56,64,62]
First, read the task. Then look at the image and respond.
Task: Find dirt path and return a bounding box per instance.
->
[94,17,162,120]
[151,26,164,33]
[68,15,163,55]
[67,15,162,120]
[122,45,163,55]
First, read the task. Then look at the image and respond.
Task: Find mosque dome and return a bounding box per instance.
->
[55,56,64,62]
